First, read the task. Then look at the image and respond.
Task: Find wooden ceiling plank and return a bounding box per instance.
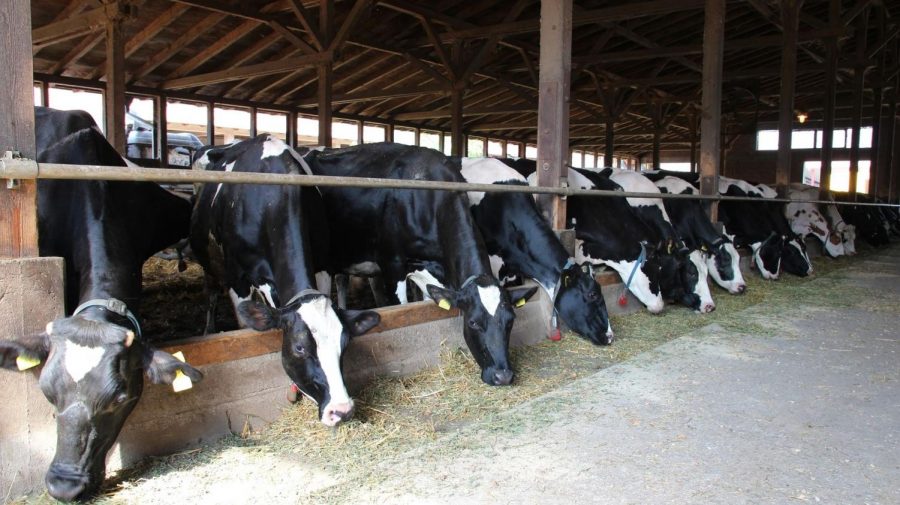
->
[269,21,317,54]
[34,0,91,55]
[329,0,373,53]
[32,5,108,48]
[162,51,332,90]
[419,17,455,78]
[131,12,227,82]
[49,32,103,75]
[166,20,258,79]
[287,0,324,50]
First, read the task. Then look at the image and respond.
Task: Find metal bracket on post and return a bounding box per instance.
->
[1,151,39,189]
[3,151,21,189]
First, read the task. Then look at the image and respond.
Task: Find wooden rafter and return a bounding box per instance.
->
[131,13,227,83]
[162,51,332,90]
[166,20,258,79]
[32,4,109,49]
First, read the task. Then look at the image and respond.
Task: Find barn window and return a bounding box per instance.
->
[507,143,521,158]
[214,105,252,144]
[442,134,453,156]
[296,115,319,145]
[332,120,358,147]
[525,144,537,159]
[125,96,157,163]
[584,152,595,168]
[166,99,209,167]
[827,160,871,193]
[658,162,691,172]
[257,110,288,142]
[791,130,817,149]
[487,140,503,157]
[49,85,105,134]
[467,136,486,157]
[33,84,42,106]
[394,127,416,145]
[802,161,821,187]
[756,130,779,150]
[363,123,386,143]
[420,130,441,150]
[571,150,583,168]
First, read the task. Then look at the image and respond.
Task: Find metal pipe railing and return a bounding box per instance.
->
[1,158,898,208]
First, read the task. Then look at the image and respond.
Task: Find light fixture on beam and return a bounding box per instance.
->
[796,111,808,124]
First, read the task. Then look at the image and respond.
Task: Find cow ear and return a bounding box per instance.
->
[507,286,538,308]
[143,348,204,385]
[425,284,458,310]
[237,300,279,331]
[598,167,613,177]
[0,333,50,371]
[339,309,381,337]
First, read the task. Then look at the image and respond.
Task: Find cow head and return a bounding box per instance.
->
[839,224,857,255]
[823,228,846,257]
[554,263,613,345]
[0,307,202,502]
[704,238,746,294]
[237,293,380,426]
[685,251,716,313]
[656,244,712,314]
[426,275,536,386]
[781,235,813,277]
[751,233,783,280]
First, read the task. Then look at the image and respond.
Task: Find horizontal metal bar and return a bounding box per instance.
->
[1,159,897,208]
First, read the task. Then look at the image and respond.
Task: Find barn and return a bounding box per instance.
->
[1,0,898,502]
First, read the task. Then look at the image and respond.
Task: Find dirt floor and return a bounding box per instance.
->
[11,244,899,504]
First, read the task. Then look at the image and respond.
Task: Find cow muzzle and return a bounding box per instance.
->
[45,464,91,502]
[321,401,355,427]
[483,367,514,386]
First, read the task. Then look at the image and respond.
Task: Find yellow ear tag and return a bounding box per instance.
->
[515,298,526,308]
[16,355,41,371]
[438,299,451,311]
[170,351,193,393]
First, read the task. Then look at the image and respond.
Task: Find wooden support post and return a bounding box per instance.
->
[249,106,258,138]
[699,0,725,221]
[820,0,840,191]
[0,0,38,258]
[317,63,333,147]
[849,9,869,196]
[104,6,126,154]
[776,0,802,192]
[536,0,572,230]
[357,120,364,145]
[891,112,899,203]
[870,85,883,196]
[604,117,614,166]
[450,88,463,156]
[41,81,50,108]
[156,95,168,166]
[287,110,297,147]
[878,79,897,200]
[689,110,699,173]
[206,102,215,145]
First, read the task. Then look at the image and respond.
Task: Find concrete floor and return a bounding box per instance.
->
[334,250,900,505]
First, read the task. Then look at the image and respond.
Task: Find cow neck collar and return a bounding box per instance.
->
[624,244,648,291]
[284,288,324,308]
[73,297,142,338]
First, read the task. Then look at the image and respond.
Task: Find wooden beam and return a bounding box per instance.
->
[32,4,108,49]
[269,21,317,54]
[437,0,704,42]
[131,13,227,83]
[125,3,190,59]
[393,104,534,121]
[699,0,725,220]
[162,51,332,90]
[536,0,571,230]
[870,85,884,195]
[34,0,91,56]
[450,88,463,156]
[329,0,372,54]
[49,32,103,75]
[293,84,448,107]
[318,62,333,146]
[287,0,324,50]
[156,95,168,166]
[1,0,38,258]
[166,20,258,79]
[105,10,127,154]
[776,0,802,191]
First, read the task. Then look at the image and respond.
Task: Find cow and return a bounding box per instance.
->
[0,107,202,502]
[653,176,747,294]
[563,168,668,313]
[821,193,857,255]
[190,135,381,426]
[718,177,812,278]
[302,143,536,386]
[831,192,891,246]
[603,168,715,313]
[786,184,845,258]
[459,157,613,345]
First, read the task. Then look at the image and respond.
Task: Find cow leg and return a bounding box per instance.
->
[335,273,350,309]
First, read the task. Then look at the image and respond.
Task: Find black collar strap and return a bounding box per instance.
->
[710,236,727,248]
[285,288,324,307]
[73,298,142,338]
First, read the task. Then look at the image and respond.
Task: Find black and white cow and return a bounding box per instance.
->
[786,184,845,258]
[653,176,747,294]
[604,168,715,313]
[718,177,812,278]
[459,158,613,344]
[303,143,536,386]
[821,192,857,255]
[0,108,202,502]
[190,135,381,426]
[831,192,891,246]
[564,168,668,313]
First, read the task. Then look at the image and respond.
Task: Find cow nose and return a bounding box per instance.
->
[735,284,746,294]
[703,303,716,313]
[322,402,355,427]
[492,369,514,386]
[601,330,615,345]
[647,300,665,314]
[46,471,87,502]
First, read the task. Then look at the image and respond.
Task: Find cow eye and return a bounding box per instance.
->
[467,320,482,331]
[587,290,597,301]
[293,344,307,358]
[115,393,128,405]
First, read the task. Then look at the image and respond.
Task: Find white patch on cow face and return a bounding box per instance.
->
[476,285,502,317]
[224,161,236,172]
[296,297,351,420]
[603,259,664,314]
[708,242,746,294]
[63,341,106,383]
[750,242,779,280]
[406,269,444,301]
[254,284,277,307]
[488,255,505,281]
[688,251,715,313]
[261,136,288,159]
[395,280,408,304]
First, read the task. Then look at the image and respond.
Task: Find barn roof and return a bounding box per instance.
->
[31,0,899,155]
